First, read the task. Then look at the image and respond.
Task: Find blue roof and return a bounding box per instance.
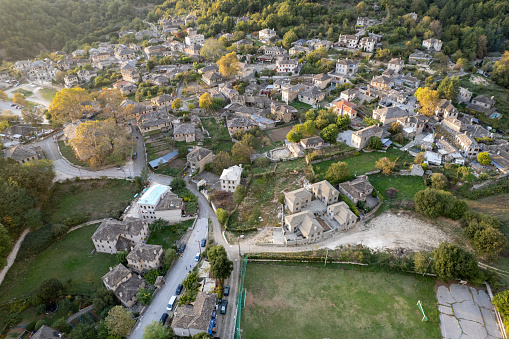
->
[148,150,178,168]
[139,184,170,205]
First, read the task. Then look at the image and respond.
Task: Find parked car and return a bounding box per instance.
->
[167,295,177,311]
[176,284,183,295]
[132,152,137,159]
[212,310,217,319]
[179,244,186,253]
[220,300,228,314]
[386,102,393,107]
[224,286,230,296]
[160,313,168,324]
[201,238,206,247]
[195,252,200,262]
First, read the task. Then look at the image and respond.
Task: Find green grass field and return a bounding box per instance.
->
[147,218,195,249]
[39,88,57,102]
[202,118,235,153]
[0,224,116,304]
[370,174,426,200]
[13,88,33,97]
[45,179,139,224]
[241,263,440,339]
[313,147,414,181]
[290,101,313,111]
[58,140,90,167]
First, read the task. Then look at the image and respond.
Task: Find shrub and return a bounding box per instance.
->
[35,303,46,315]
[51,224,69,238]
[432,242,479,281]
[35,319,47,331]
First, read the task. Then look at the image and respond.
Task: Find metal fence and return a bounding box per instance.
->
[234,254,249,339]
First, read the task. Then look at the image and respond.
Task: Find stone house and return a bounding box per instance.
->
[284,211,323,242]
[455,133,480,158]
[458,87,473,103]
[259,28,277,42]
[282,84,306,103]
[359,37,376,52]
[171,292,217,337]
[126,243,164,273]
[64,74,79,88]
[271,102,297,123]
[101,264,146,307]
[151,94,173,108]
[340,89,356,102]
[276,58,299,74]
[121,67,140,83]
[137,111,173,134]
[337,35,359,49]
[187,147,213,173]
[298,86,325,106]
[300,136,324,149]
[327,201,357,230]
[422,38,442,51]
[372,107,410,125]
[468,95,496,113]
[92,218,150,254]
[335,59,359,75]
[138,184,183,223]
[174,123,196,142]
[202,71,222,86]
[491,150,509,174]
[32,325,61,339]
[220,165,243,193]
[370,76,393,91]
[434,99,459,121]
[185,34,205,46]
[284,188,312,213]
[311,180,339,205]
[397,115,428,137]
[313,73,332,89]
[351,125,383,149]
[227,117,257,136]
[387,58,404,73]
[3,145,43,164]
[338,175,374,204]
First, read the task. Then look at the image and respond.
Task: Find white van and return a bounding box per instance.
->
[167,295,177,311]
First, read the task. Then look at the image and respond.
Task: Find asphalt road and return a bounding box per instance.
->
[129,217,209,339]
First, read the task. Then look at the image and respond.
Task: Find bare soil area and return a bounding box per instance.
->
[267,125,294,142]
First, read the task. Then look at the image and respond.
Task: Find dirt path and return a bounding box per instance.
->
[0,229,30,286]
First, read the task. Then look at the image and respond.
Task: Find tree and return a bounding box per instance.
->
[286,130,303,143]
[436,76,459,101]
[210,152,233,175]
[143,321,173,339]
[172,98,183,110]
[432,242,479,281]
[13,92,27,105]
[282,30,298,49]
[38,278,64,301]
[319,124,339,143]
[200,39,225,60]
[199,93,213,111]
[21,106,44,125]
[216,208,228,225]
[104,306,135,337]
[414,87,439,117]
[217,52,240,78]
[325,161,350,183]
[0,224,13,258]
[388,122,402,135]
[493,290,509,333]
[93,288,117,316]
[137,287,155,305]
[477,152,491,165]
[336,115,350,130]
[0,90,7,100]
[69,323,98,339]
[69,119,133,167]
[207,245,233,281]
[431,173,447,190]
[375,157,396,175]
[473,227,507,261]
[52,317,71,333]
[170,177,187,195]
[303,120,315,135]
[233,185,247,205]
[48,88,93,124]
[414,188,455,218]
[232,142,253,164]
[413,252,428,274]
[368,136,383,150]
[163,248,177,267]
[414,152,425,164]
[492,51,509,89]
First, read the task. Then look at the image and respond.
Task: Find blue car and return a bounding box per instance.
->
[201,238,207,247]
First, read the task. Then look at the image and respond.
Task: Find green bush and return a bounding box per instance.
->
[35,319,47,331]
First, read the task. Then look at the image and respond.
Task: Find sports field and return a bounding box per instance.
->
[241,263,440,339]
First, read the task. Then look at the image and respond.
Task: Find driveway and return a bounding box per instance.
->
[129,218,209,339]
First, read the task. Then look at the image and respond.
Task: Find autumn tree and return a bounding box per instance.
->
[69,119,134,167]
[13,92,28,105]
[210,151,233,175]
[436,76,459,101]
[97,88,133,122]
[414,87,439,117]
[49,88,93,124]
[104,306,135,337]
[21,106,44,125]
[282,30,298,49]
[336,115,350,130]
[414,152,425,164]
[0,90,7,100]
[303,120,315,135]
[286,130,302,143]
[232,141,253,164]
[431,173,447,190]
[199,93,213,111]
[216,208,228,225]
[325,161,350,183]
[172,98,183,110]
[217,52,240,78]
[388,122,402,135]
[477,152,491,165]
[375,157,396,175]
[200,39,226,60]
[492,51,509,89]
